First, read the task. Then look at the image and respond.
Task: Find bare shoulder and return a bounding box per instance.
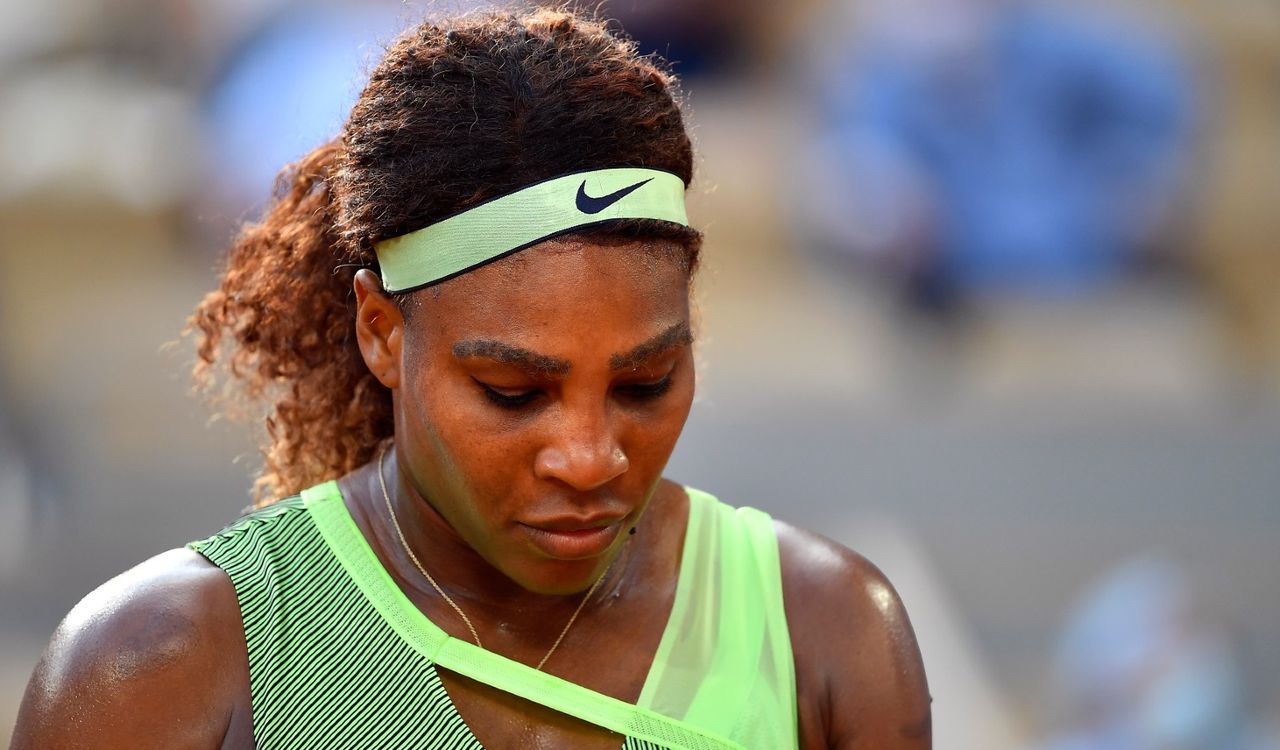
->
[11,548,250,749]
[774,521,932,750]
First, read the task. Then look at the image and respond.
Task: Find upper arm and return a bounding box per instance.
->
[776,522,932,750]
[11,548,249,750]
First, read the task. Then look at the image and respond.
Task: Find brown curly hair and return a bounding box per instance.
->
[188,7,701,505]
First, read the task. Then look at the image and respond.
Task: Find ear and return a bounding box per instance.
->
[354,269,404,389]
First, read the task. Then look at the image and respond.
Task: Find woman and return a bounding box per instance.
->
[13,9,930,749]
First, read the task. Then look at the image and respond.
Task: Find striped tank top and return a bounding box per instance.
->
[189,481,797,749]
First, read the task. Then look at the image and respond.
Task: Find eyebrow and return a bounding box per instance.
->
[451,321,693,376]
[610,321,693,371]
[452,340,571,376]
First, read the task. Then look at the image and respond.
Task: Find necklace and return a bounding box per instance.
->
[377,443,619,671]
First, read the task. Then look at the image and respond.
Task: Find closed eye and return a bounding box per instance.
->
[475,379,541,409]
[615,376,673,401]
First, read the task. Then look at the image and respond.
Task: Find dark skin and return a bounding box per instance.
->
[13,238,930,749]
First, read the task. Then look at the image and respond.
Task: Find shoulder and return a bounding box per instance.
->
[774,520,932,750]
[11,548,250,749]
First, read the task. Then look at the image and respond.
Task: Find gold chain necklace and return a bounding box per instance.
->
[377,444,619,671]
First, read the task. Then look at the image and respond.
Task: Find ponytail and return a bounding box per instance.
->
[188,140,393,504]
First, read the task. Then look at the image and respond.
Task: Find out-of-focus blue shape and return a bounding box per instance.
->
[603,0,750,79]
[803,2,1192,297]
[1032,557,1278,750]
[203,1,407,211]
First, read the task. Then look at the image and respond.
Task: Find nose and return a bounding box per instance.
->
[533,405,629,491]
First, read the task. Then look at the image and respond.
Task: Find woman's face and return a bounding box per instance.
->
[388,237,695,595]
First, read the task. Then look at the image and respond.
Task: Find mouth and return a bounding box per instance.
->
[518,516,627,560]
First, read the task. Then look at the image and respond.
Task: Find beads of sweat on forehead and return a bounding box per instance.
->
[374,167,689,293]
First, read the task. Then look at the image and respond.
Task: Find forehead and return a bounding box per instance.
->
[402,237,692,346]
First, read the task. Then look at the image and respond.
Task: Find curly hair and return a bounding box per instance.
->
[188,7,701,504]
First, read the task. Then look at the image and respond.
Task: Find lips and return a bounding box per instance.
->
[519,515,626,560]
[526,513,626,532]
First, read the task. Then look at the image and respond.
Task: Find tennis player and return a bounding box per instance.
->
[13,8,930,749]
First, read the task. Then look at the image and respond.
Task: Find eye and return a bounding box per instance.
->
[474,379,541,409]
[615,375,673,402]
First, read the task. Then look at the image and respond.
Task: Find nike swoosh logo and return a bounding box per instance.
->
[575,178,653,214]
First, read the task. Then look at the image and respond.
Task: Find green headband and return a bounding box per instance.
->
[374,167,689,292]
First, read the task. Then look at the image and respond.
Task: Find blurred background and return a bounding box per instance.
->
[1,0,1277,746]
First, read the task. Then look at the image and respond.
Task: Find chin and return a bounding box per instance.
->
[513,549,620,596]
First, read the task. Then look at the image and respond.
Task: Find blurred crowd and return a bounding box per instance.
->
[1035,558,1276,750]
[792,0,1280,401]
[1,0,1278,746]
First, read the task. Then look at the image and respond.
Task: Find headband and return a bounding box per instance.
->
[374,167,689,293]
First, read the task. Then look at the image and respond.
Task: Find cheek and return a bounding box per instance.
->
[400,361,511,500]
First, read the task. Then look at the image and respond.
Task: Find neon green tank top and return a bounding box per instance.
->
[189,481,797,749]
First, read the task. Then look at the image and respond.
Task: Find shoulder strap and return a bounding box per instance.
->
[304,481,746,750]
[636,489,799,748]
